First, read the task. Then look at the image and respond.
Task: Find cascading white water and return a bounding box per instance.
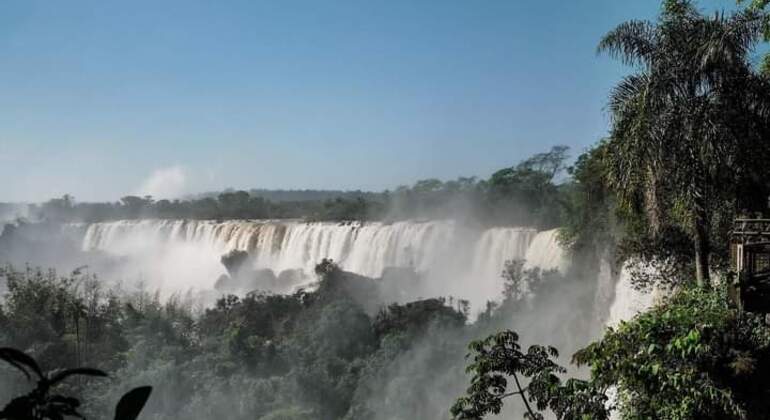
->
[468,227,538,295]
[79,219,559,307]
[82,220,460,278]
[606,262,666,328]
[79,219,655,328]
[523,229,569,273]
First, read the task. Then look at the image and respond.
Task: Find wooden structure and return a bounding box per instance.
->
[730,219,770,312]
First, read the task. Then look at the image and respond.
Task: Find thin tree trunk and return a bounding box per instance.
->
[694,226,710,287]
[693,187,711,288]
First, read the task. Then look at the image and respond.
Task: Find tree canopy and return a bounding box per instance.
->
[596,0,770,286]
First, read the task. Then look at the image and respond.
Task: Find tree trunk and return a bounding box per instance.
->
[693,195,711,287]
[690,165,711,288]
[694,227,710,287]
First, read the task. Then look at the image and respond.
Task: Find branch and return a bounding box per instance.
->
[500,388,528,399]
[512,371,537,417]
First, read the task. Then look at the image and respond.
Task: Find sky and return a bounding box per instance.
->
[0,0,747,202]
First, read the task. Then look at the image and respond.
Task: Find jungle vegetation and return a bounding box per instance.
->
[453,1,770,419]
[0,257,585,420]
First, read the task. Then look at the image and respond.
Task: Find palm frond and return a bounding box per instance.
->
[597,20,657,66]
[661,0,699,23]
[608,74,650,117]
[699,10,764,71]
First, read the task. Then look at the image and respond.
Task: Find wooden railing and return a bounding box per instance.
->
[732,219,770,243]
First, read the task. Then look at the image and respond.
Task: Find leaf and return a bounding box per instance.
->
[651,363,660,375]
[0,347,43,380]
[114,386,152,420]
[49,368,108,386]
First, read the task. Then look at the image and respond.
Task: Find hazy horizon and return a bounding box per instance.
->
[0,0,736,202]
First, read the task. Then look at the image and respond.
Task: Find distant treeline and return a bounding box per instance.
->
[21,146,571,229]
[191,188,385,203]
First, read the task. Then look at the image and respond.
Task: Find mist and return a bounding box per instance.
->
[0,140,640,420]
[0,200,629,420]
[135,166,190,200]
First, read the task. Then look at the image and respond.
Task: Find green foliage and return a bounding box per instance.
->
[451,262,609,420]
[451,331,607,420]
[30,191,378,223]
[0,266,128,380]
[1,262,477,419]
[344,302,472,420]
[480,146,569,228]
[0,347,151,420]
[598,0,770,286]
[575,284,770,419]
[455,283,770,419]
[558,141,617,252]
[373,298,467,339]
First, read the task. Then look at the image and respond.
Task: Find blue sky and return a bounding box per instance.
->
[0,0,747,202]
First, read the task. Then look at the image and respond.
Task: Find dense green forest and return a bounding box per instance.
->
[0,258,590,419]
[3,0,770,419]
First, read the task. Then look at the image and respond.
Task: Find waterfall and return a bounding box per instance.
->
[79,220,563,306]
[82,220,460,278]
[606,262,665,328]
[602,262,666,419]
[523,229,569,272]
[78,219,656,326]
[468,227,538,292]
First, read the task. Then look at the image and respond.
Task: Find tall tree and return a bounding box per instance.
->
[599,0,770,286]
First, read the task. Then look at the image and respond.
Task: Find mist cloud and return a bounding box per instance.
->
[136,165,187,199]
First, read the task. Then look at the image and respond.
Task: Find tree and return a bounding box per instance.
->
[516,145,569,181]
[454,281,770,419]
[38,195,76,222]
[485,145,570,228]
[450,331,607,420]
[574,284,770,419]
[599,0,770,286]
[119,196,152,219]
[558,142,617,253]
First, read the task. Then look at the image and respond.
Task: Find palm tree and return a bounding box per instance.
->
[600,0,770,287]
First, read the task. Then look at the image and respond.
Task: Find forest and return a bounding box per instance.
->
[0,257,588,419]
[18,144,569,229]
[3,0,770,419]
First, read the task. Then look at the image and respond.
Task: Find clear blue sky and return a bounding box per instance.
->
[0,0,743,202]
